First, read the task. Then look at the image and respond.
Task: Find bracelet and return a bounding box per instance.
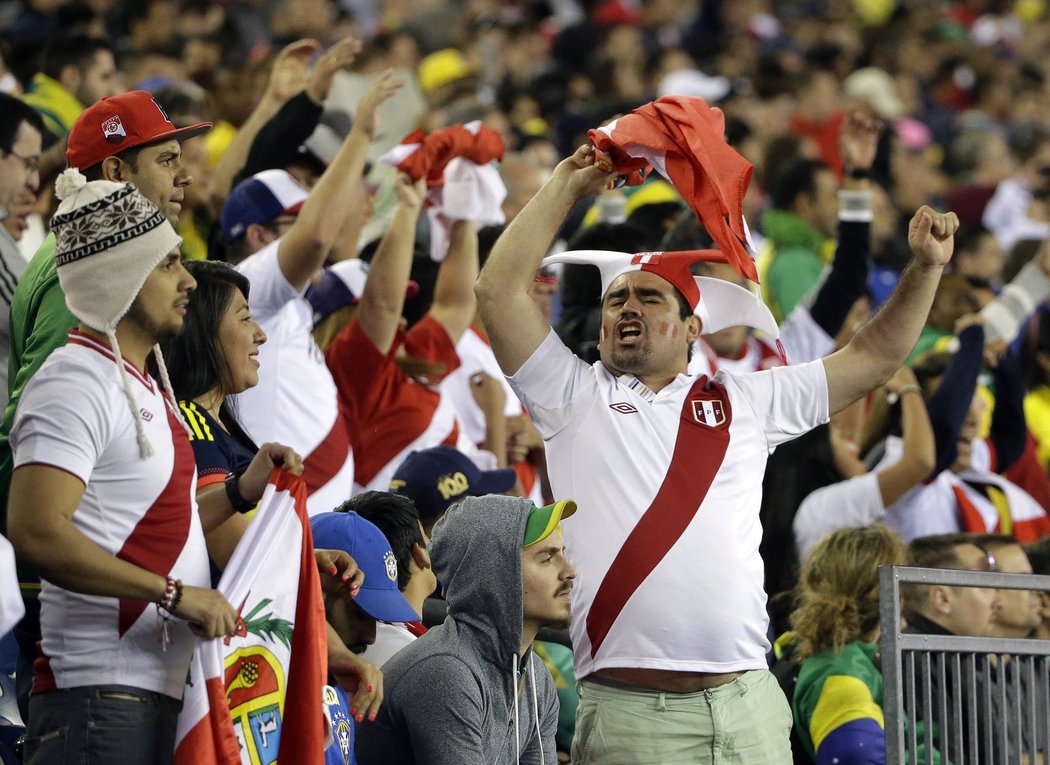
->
[225,471,256,513]
[168,580,183,613]
[886,384,923,404]
[159,575,179,612]
[844,164,869,180]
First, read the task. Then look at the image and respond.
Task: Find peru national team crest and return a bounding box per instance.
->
[690,398,726,428]
[101,115,126,144]
[225,644,286,764]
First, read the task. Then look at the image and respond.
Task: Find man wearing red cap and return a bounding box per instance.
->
[476,144,958,764]
[0,89,211,720]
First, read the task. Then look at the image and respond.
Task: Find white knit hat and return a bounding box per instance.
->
[51,168,185,458]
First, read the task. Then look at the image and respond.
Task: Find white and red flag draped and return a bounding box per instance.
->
[380,121,507,261]
[174,469,327,765]
[589,96,759,283]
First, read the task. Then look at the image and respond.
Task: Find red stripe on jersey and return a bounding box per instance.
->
[302,407,351,496]
[585,377,732,659]
[115,402,196,636]
[440,422,459,447]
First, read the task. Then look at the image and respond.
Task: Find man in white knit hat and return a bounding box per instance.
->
[6,171,299,765]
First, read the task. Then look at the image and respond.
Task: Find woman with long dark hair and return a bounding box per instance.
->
[160,259,385,722]
[162,260,266,490]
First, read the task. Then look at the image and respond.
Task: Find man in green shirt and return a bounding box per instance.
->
[3,89,210,719]
[761,158,840,322]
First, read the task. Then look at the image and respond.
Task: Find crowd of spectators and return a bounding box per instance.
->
[2,0,1050,763]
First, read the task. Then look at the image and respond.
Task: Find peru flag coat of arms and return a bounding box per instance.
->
[174,470,327,765]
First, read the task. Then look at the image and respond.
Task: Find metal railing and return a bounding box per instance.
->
[880,565,1050,765]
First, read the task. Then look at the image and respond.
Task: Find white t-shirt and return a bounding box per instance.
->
[10,333,210,699]
[441,327,524,446]
[234,241,354,516]
[793,472,883,560]
[362,622,417,668]
[509,330,829,677]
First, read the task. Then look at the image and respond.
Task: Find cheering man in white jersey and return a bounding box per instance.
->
[476,144,959,765]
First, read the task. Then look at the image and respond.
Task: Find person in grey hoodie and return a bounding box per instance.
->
[355,494,577,765]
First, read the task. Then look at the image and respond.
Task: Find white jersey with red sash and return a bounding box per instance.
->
[10,333,210,698]
[234,240,354,516]
[508,330,829,677]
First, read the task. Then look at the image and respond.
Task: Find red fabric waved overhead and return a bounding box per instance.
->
[393,124,505,188]
[588,96,759,283]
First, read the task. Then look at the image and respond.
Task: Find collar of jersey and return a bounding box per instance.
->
[618,373,692,403]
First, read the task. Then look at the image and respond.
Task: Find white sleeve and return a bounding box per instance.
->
[236,239,301,320]
[793,473,885,561]
[0,534,24,636]
[10,361,110,484]
[724,359,830,450]
[778,305,836,364]
[507,329,598,439]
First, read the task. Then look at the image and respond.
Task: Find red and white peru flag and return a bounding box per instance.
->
[380,121,507,261]
[589,96,759,283]
[174,469,327,765]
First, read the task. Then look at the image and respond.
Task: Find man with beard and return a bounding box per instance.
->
[356,495,576,764]
[6,171,259,764]
[311,510,420,765]
[476,144,958,764]
[0,88,213,721]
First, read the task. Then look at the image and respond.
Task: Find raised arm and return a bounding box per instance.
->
[476,145,612,374]
[876,366,936,506]
[238,37,361,184]
[210,39,322,208]
[355,174,425,354]
[823,206,958,414]
[428,221,479,344]
[277,71,403,292]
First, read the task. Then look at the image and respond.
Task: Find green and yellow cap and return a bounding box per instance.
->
[523,499,577,547]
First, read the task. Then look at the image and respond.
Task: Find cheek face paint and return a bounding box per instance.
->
[600,323,609,343]
[658,321,679,338]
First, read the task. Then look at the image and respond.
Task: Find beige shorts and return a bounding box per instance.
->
[571,669,793,765]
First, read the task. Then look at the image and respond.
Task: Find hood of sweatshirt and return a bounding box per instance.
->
[430,493,534,669]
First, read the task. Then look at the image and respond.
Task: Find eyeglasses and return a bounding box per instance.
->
[2,147,40,174]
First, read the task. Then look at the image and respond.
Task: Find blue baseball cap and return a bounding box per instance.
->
[389,446,518,520]
[221,169,308,244]
[310,511,418,624]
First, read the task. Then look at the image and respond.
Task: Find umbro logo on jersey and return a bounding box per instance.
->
[609,402,638,414]
[139,408,154,422]
[690,398,726,427]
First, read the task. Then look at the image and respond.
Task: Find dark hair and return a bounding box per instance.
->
[1024,537,1050,576]
[80,144,145,180]
[334,491,426,592]
[769,158,830,212]
[158,260,257,448]
[902,532,983,613]
[40,33,113,82]
[0,93,45,152]
[970,533,1021,554]
[907,533,979,570]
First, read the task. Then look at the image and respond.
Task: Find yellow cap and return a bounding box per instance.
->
[418,49,474,95]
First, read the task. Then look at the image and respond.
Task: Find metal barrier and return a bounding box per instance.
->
[880,565,1050,765]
